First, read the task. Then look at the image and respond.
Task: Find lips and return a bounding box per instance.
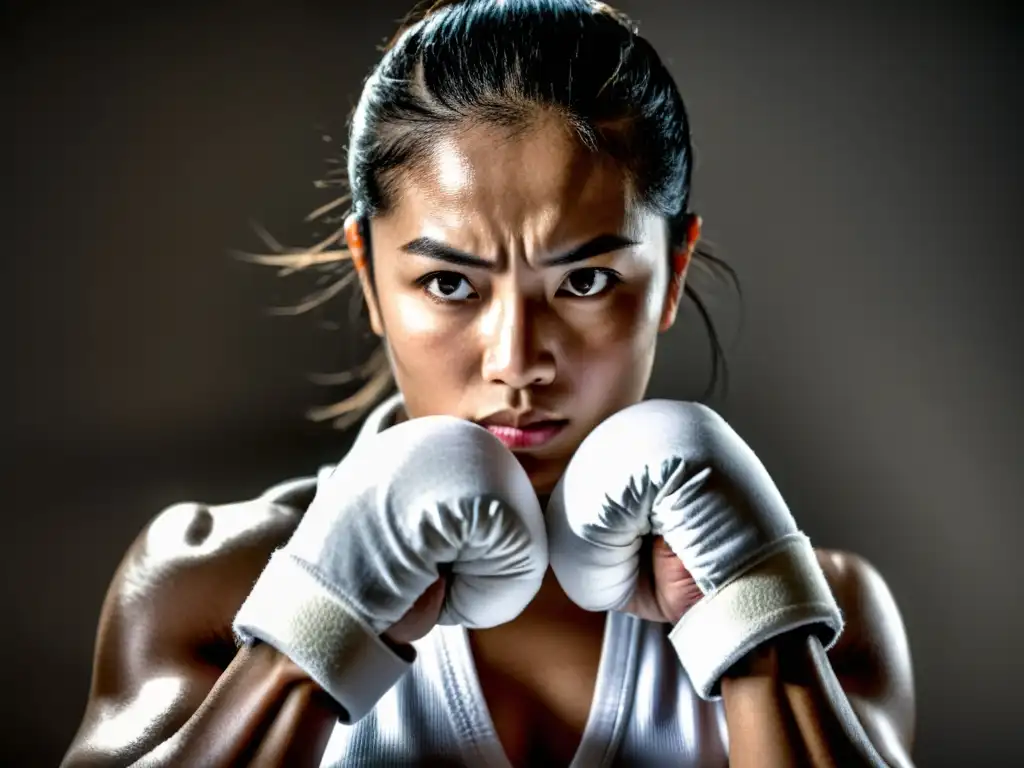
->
[481,419,568,450]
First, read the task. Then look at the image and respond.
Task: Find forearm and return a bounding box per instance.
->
[132,643,341,768]
[721,633,888,768]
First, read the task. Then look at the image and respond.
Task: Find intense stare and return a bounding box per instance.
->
[350,117,682,493]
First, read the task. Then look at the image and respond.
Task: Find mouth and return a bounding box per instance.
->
[481,420,568,450]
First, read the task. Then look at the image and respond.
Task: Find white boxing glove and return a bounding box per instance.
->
[546,400,843,700]
[234,416,547,723]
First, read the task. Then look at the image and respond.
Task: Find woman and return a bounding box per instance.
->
[61,1,915,766]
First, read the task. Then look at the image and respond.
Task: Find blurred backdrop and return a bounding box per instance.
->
[5,0,1022,764]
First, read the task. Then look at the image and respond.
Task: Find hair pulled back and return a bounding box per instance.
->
[250,0,738,428]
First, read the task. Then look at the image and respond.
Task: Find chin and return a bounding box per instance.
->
[509,453,564,495]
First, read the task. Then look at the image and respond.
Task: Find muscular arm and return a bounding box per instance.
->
[61,479,342,767]
[721,550,916,768]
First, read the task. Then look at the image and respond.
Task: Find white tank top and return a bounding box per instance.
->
[316,396,730,767]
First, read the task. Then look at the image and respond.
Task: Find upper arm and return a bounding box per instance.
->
[818,549,916,767]
[62,497,303,768]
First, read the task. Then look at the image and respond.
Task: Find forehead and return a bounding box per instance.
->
[385,116,643,244]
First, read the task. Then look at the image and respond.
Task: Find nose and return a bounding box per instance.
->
[480,293,556,389]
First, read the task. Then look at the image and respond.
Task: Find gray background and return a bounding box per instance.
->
[5,0,1021,764]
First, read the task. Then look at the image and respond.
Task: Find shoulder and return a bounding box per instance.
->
[815,548,914,673]
[134,475,318,578]
[64,475,325,765]
[814,549,912,655]
[815,548,916,754]
[110,475,321,651]
[139,476,317,567]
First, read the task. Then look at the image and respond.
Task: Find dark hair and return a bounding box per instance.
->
[249,0,739,428]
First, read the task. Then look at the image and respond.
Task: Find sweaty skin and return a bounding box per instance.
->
[62,490,914,767]
[63,117,915,767]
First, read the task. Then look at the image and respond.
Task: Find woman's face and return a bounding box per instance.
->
[349,117,694,493]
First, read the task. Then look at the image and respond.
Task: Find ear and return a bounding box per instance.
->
[344,214,384,337]
[659,214,702,333]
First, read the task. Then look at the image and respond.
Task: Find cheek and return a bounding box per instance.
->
[377,288,478,379]
[567,282,661,356]
[559,284,662,398]
[384,291,449,338]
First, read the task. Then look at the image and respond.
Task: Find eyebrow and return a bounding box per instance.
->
[398,233,639,269]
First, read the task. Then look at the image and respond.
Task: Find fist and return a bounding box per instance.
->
[546,400,843,699]
[623,536,703,625]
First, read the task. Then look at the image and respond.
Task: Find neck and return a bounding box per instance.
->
[468,569,606,661]
[513,568,604,626]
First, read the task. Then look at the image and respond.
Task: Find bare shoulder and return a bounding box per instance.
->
[62,476,322,766]
[83,475,321,688]
[815,548,917,758]
[116,476,319,647]
[133,477,316,583]
[814,548,914,670]
[814,549,912,651]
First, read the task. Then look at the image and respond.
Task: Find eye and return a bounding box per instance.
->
[419,271,479,303]
[557,268,622,298]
